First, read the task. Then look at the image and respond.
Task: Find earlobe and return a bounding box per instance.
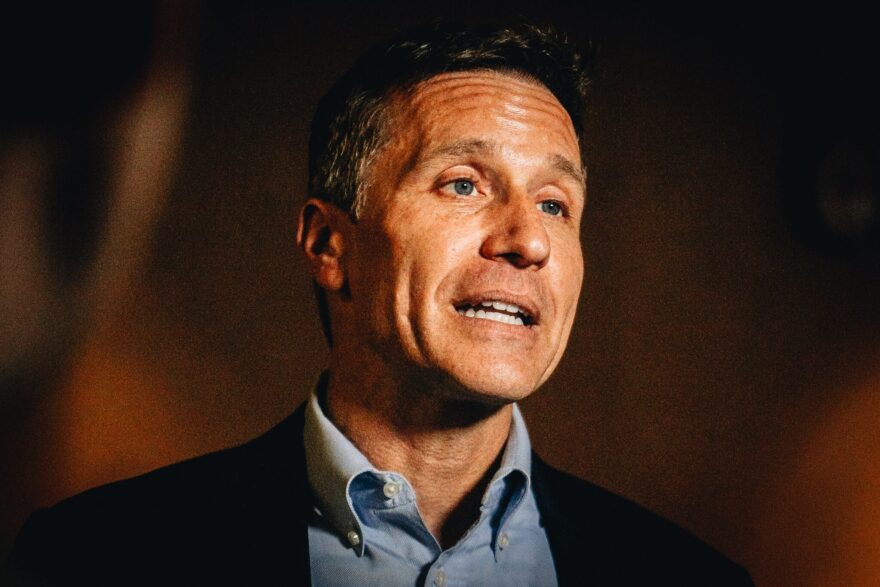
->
[296,198,348,292]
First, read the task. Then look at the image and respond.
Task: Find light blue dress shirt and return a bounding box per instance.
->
[304,391,558,587]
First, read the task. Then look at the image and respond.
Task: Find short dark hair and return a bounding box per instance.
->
[307,21,592,344]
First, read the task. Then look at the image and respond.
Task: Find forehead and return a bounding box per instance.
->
[388,70,582,165]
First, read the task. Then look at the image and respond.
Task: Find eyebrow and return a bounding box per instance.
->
[549,153,587,193]
[416,139,586,196]
[428,139,494,160]
[407,139,495,174]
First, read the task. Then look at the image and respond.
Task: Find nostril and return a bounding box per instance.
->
[497,248,549,270]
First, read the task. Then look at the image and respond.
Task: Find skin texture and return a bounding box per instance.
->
[298,71,585,546]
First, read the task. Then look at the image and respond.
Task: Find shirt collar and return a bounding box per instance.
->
[303,373,533,554]
[304,375,372,555]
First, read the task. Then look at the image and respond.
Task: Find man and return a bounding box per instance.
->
[7,23,753,585]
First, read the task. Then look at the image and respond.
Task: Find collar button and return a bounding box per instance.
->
[383,481,401,498]
[498,532,509,550]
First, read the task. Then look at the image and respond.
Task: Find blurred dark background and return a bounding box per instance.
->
[2,2,879,585]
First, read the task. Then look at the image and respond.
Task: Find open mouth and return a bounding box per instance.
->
[454,300,535,326]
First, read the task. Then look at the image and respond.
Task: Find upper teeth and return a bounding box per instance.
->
[480,300,523,313]
[457,300,528,326]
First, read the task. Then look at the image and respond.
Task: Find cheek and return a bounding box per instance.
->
[395,208,478,276]
[371,222,443,329]
[405,237,460,310]
[347,227,401,333]
[555,238,585,309]
[422,223,484,287]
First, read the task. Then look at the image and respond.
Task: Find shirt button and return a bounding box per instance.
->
[434,569,446,587]
[382,481,401,498]
[346,530,360,547]
[498,533,509,550]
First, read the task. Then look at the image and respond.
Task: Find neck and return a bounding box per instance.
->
[324,361,513,548]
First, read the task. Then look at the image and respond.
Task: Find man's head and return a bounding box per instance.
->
[298,22,590,404]
[308,22,590,219]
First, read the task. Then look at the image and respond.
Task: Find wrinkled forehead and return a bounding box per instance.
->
[378,70,584,180]
[397,70,580,146]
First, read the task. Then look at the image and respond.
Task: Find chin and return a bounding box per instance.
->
[440,362,546,406]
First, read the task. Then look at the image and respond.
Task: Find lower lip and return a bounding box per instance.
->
[453,309,538,337]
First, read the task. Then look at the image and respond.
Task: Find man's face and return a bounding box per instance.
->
[341,71,585,404]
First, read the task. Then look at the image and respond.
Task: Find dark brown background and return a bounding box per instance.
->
[3,2,879,585]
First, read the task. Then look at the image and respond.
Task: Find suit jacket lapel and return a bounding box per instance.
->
[239,403,313,584]
[531,452,582,586]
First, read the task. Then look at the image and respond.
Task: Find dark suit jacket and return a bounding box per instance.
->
[7,404,753,585]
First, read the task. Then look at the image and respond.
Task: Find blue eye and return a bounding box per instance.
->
[539,200,564,216]
[452,179,475,196]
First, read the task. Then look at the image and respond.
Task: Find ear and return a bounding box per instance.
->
[296,198,351,292]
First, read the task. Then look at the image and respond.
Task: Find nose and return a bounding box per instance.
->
[480,196,551,269]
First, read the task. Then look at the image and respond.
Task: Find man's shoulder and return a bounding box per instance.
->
[532,455,754,586]
[26,404,307,524]
[6,406,311,584]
